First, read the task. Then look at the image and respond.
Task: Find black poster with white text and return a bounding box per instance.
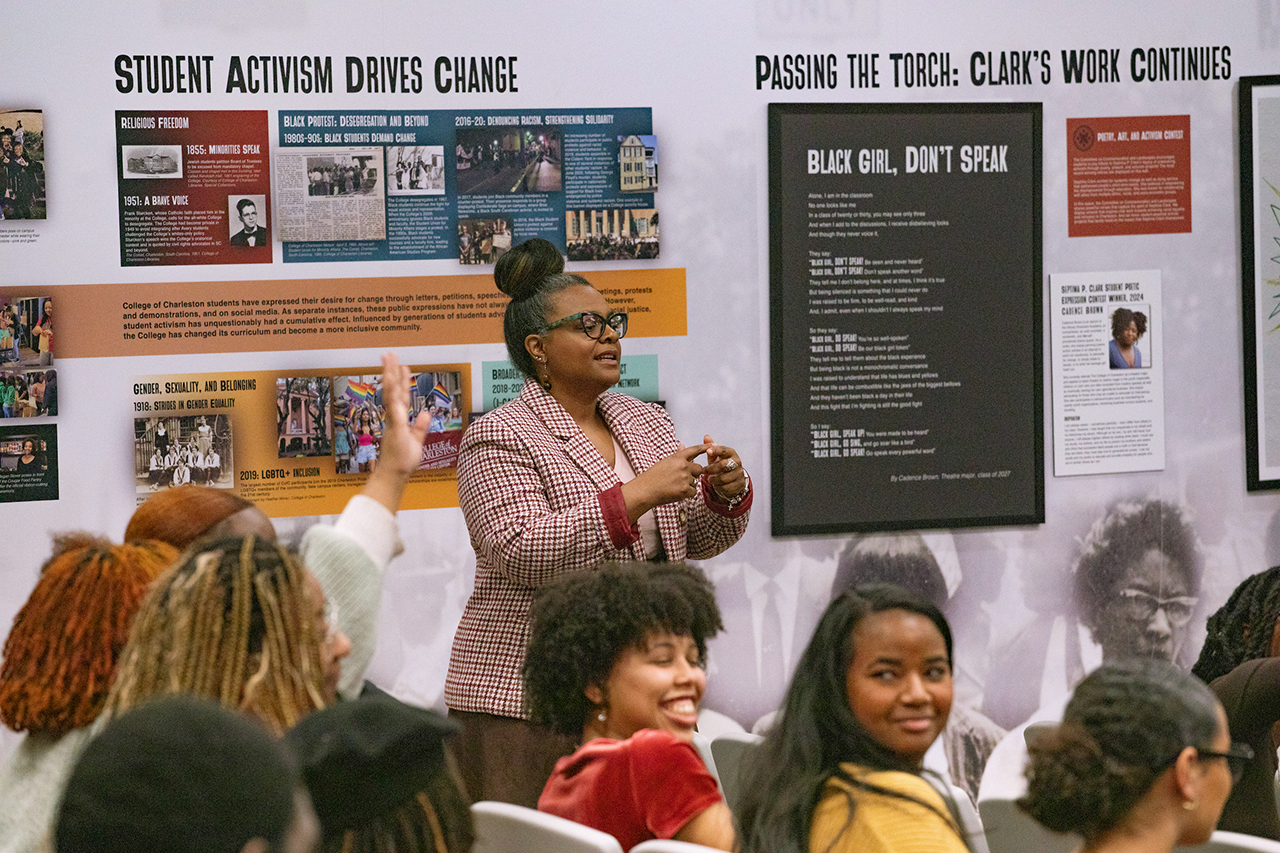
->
[769,103,1043,534]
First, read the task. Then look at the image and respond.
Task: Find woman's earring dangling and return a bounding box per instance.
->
[537,356,551,391]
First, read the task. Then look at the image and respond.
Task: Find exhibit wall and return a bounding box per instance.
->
[0,0,1274,757]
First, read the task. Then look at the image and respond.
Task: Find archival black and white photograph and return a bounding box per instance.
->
[275,148,387,242]
[228,195,268,247]
[387,145,445,194]
[306,152,382,197]
[121,144,183,179]
[133,415,232,494]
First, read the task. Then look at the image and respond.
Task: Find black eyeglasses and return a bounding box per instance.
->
[1197,742,1254,785]
[542,310,628,340]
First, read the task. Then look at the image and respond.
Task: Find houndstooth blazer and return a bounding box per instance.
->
[444,379,751,719]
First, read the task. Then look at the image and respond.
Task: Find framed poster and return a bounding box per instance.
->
[769,102,1043,534]
[1240,76,1280,491]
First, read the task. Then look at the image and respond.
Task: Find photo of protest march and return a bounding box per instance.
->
[455,126,562,194]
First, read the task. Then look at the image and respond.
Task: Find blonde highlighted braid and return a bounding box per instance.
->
[105,535,326,734]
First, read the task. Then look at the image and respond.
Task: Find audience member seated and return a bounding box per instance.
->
[523,562,736,852]
[0,535,178,853]
[124,352,429,701]
[1020,658,1242,853]
[736,583,972,853]
[1191,566,1280,840]
[54,695,319,853]
[831,534,1005,804]
[103,534,347,734]
[286,693,474,853]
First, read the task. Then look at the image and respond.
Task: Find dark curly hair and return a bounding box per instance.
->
[522,561,722,736]
[495,237,592,380]
[832,534,947,608]
[1019,658,1219,843]
[1192,566,1280,684]
[1110,307,1148,341]
[737,584,968,853]
[1073,499,1201,631]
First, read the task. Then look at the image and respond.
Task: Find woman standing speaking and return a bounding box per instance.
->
[446,238,752,806]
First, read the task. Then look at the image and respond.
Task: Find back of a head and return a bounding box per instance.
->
[106,535,325,734]
[832,535,947,608]
[1019,658,1219,842]
[737,583,953,853]
[523,561,723,736]
[124,485,256,549]
[55,696,303,853]
[0,534,179,737]
[286,695,473,853]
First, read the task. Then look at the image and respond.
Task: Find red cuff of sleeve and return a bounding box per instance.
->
[599,483,640,549]
[700,472,753,518]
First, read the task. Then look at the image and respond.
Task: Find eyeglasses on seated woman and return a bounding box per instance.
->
[1020,658,1240,853]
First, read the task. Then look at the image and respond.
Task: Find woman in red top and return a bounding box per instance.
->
[523,561,736,852]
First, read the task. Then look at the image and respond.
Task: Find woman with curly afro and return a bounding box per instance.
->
[1109,307,1148,369]
[522,561,735,852]
[1021,659,1241,853]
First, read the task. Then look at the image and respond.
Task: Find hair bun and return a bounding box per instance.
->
[494,238,565,300]
[1020,723,1137,837]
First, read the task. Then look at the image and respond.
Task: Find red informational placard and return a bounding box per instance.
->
[116,110,272,266]
[1067,115,1191,238]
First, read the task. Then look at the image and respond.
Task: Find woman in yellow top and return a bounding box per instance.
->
[737,584,972,853]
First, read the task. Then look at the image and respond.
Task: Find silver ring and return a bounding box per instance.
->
[724,459,739,471]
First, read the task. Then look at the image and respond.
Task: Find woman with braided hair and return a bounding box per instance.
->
[1021,659,1242,853]
[0,534,179,853]
[104,534,347,735]
[124,352,430,703]
[1191,566,1280,840]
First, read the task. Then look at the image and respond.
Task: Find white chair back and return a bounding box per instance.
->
[471,801,623,853]
[691,731,720,787]
[1181,831,1280,852]
[709,731,763,815]
[632,840,727,853]
[940,780,989,853]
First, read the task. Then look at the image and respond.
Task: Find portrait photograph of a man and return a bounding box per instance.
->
[229,195,268,247]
